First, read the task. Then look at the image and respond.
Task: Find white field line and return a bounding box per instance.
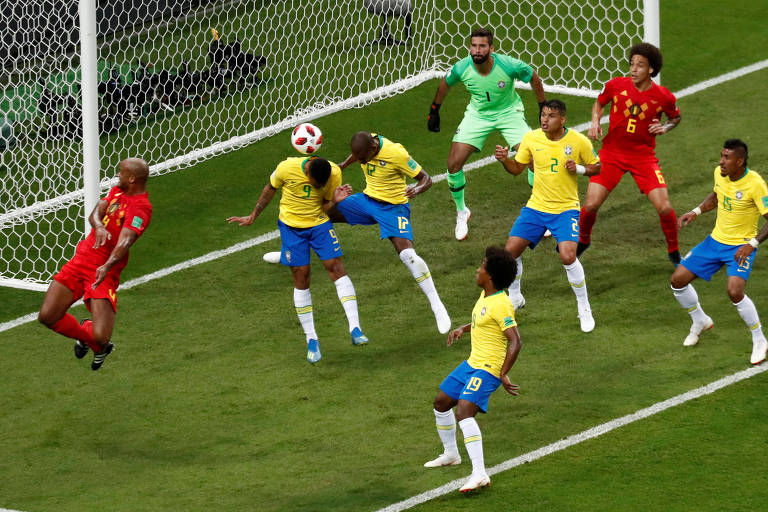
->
[1,58,767,512]
[376,364,768,512]
[1,59,766,335]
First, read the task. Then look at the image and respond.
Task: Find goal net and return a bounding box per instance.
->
[0,0,647,290]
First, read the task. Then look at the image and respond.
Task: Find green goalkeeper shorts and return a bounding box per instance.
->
[452,108,531,151]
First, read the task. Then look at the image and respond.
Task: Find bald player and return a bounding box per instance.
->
[38,158,152,371]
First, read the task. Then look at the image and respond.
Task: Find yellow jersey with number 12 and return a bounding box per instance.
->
[359,134,422,205]
[269,157,341,228]
[711,167,768,245]
[467,290,517,378]
[515,128,599,214]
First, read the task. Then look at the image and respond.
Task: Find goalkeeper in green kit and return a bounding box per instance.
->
[428,27,546,241]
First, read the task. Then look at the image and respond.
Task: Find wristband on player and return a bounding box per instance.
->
[692,206,702,216]
[749,238,760,249]
[575,164,586,175]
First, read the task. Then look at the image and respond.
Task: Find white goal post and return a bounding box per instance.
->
[0,0,658,291]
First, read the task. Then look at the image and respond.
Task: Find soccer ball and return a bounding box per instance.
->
[291,123,323,154]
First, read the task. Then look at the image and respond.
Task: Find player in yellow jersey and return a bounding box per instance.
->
[671,139,768,364]
[424,246,521,493]
[227,156,368,364]
[333,131,452,334]
[495,100,601,332]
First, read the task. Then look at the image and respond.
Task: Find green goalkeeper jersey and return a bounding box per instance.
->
[445,53,534,119]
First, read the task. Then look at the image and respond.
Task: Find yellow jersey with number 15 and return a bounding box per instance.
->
[467,290,517,378]
[269,157,342,228]
[359,134,422,205]
[711,167,768,245]
[515,128,599,214]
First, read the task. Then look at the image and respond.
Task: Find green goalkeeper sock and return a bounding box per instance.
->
[446,169,467,211]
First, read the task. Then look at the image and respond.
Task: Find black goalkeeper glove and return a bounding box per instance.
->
[427,102,441,132]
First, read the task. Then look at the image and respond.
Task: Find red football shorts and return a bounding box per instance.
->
[589,149,667,195]
[54,254,120,312]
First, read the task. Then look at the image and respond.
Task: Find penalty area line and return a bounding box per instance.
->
[375,363,768,512]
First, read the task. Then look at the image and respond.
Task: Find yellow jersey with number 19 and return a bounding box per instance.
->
[269,157,342,228]
[515,128,599,214]
[711,167,768,245]
[359,134,422,205]
[467,290,517,378]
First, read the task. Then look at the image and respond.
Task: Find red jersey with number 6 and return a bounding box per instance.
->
[598,76,680,155]
[74,186,152,273]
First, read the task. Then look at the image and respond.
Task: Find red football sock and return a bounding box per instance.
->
[659,209,679,253]
[50,314,99,351]
[579,207,597,245]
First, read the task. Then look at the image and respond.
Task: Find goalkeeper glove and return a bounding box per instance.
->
[427,102,441,132]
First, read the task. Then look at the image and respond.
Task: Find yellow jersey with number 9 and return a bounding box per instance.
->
[269,157,341,228]
[711,167,768,245]
[515,128,599,214]
[359,134,422,205]
[467,290,517,377]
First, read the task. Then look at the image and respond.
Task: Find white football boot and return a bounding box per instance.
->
[433,301,452,334]
[683,316,714,346]
[455,208,471,241]
[750,337,767,365]
[509,293,526,311]
[423,452,461,468]
[459,473,491,493]
[262,251,281,264]
[577,301,595,333]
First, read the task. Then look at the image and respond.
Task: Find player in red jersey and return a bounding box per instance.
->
[578,43,682,265]
[38,158,152,370]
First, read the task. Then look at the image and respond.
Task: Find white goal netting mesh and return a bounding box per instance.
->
[0,0,644,289]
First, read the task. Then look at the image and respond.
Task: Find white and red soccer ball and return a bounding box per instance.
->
[291,123,323,154]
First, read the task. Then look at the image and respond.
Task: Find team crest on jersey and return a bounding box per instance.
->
[497,81,506,89]
[480,307,486,316]
[379,160,387,166]
[106,200,120,216]
[736,191,743,200]
[564,146,573,156]
[629,104,642,116]
[285,251,291,263]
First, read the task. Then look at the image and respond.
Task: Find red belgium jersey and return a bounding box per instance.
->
[72,186,152,275]
[599,76,680,155]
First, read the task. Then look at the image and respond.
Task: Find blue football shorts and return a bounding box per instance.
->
[336,193,413,241]
[680,235,757,282]
[509,207,580,249]
[439,360,502,414]
[277,219,342,267]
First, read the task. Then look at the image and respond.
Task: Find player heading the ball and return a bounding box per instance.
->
[227,154,369,364]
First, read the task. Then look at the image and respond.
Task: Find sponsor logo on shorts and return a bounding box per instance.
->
[498,81,506,89]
